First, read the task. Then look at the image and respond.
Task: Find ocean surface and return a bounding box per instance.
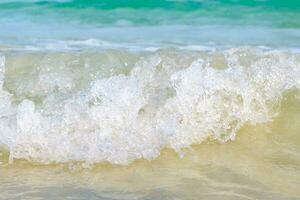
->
[0,0,300,199]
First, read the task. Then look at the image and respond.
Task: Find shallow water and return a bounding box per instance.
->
[0,0,300,199]
[0,91,300,200]
[0,47,300,199]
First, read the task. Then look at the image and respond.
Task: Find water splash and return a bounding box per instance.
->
[0,48,299,164]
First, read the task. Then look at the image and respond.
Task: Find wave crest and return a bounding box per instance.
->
[0,48,299,164]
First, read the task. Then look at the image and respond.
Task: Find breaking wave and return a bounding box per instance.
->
[0,47,299,164]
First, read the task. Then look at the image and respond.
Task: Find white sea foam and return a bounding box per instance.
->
[0,48,299,164]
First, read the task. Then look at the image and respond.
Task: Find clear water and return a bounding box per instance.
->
[1,0,300,48]
[0,1,300,199]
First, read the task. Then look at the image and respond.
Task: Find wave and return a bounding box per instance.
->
[0,47,299,164]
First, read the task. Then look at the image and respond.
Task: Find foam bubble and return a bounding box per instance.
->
[0,48,299,164]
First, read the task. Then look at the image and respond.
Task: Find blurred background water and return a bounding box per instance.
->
[1,0,300,48]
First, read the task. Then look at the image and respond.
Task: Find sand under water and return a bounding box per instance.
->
[0,0,300,199]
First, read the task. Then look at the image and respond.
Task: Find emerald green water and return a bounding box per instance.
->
[1,0,300,27]
[1,0,300,47]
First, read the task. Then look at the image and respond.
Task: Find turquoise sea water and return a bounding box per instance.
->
[1,0,300,48]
